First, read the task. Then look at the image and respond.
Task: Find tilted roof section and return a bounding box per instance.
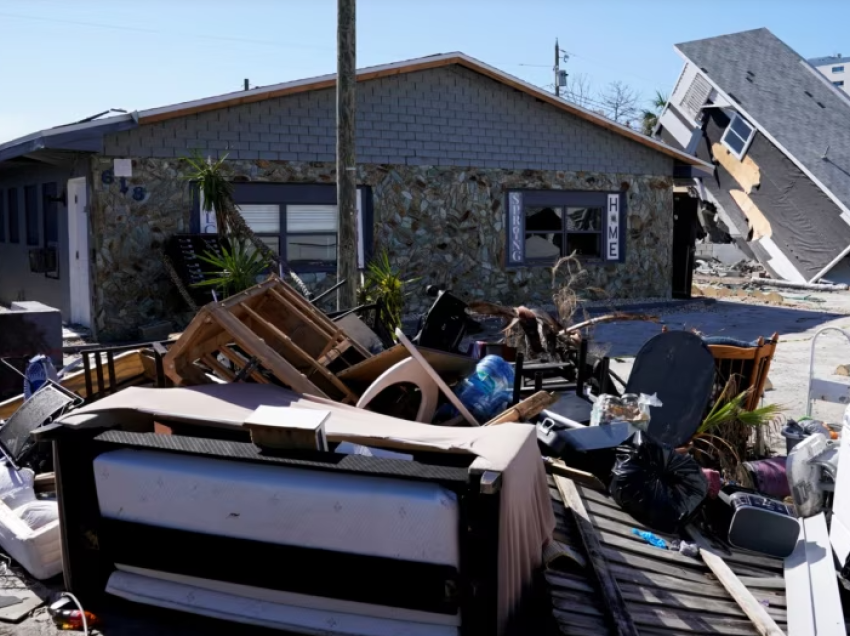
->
[676,28,850,206]
[136,52,708,167]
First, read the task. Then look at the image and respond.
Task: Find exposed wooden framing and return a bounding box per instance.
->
[687,525,784,636]
[554,475,639,636]
[201,353,235,381]
[217,346,268,385]
[240,302,357,402]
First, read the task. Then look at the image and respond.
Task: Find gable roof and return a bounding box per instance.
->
[138,52,707,168]
[675,28,850,207]
[0,52,709,169]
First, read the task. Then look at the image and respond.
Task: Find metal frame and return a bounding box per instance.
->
[806,327,850,417]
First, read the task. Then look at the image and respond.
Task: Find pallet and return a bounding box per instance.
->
[544,474,793,636]
[163,277,370,404]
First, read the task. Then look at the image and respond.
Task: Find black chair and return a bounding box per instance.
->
[625,331,716,449]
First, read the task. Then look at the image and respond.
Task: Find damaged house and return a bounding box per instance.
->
[0,53,708,339]
[656,28,850,283]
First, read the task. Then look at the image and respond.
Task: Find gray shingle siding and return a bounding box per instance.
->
[103,66,672,175]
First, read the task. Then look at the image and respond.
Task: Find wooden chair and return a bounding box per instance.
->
[660,327,778,411]
[704,333,778,411]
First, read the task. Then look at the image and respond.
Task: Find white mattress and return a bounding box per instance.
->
[108,568,457,636]
[94,449,460,566]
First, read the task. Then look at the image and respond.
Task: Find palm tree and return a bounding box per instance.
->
[641,91,668,137]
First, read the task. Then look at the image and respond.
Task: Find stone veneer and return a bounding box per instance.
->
[89,156,673,339]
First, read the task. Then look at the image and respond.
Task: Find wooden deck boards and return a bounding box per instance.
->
[544,474,791,636]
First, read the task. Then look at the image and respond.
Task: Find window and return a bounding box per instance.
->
[7,188,19,244]
[286,205,338,267]
[506,191,624,267]
[235,204,281,254]
[43,182,58,244]
[834,80,845,87]
[721,113,756,159]
[0,190,5,243]
[219,183,373,273]
[524,206,602,261]
[24,185,39,246]
[833,65,845,73]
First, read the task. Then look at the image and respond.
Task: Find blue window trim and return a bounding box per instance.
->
[504,189,626,268]
[834,80,845,87]
[833,65,845,73]
[192,182,374,274]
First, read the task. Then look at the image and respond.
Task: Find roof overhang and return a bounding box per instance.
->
[137,52,713,169]
[0,114,137,163]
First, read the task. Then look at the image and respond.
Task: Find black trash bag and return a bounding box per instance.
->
[609,431,708,533]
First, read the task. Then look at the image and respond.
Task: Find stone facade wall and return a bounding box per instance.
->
[89,156,673,339]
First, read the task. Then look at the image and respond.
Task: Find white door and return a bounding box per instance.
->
[67,178,91,328]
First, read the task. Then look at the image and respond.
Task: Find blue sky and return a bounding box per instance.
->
[0,0,845,142]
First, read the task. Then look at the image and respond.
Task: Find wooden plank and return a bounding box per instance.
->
[241,302,358,402]
[551,593,606,617]
[602,548,716,584]
[738,577,787,590]
[554,476,639,636]
[486,390,557,425]
[619,582,787,622]
[598,531,706,569]
[546,571,597,595]
[608,563,731,599]
[803,514,844,636]
[628,607,760,636]
[201,353,236,381]
[212,308,329,398]
[551,609,610,632]
[217,345,270,385]
[336,342,476,382]
[687,525,784,636]
[590,513,680,546]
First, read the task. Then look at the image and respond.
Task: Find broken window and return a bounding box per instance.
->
[235,203,281,255]
[721,113,756,160]
[506,191,622,267]
[285,205,338,267]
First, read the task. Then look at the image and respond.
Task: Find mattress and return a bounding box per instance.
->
[94,449,460,566]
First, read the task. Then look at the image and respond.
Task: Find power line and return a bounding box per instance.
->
[0,11,333,52]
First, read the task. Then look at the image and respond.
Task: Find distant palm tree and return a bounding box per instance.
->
[641,91,668,137]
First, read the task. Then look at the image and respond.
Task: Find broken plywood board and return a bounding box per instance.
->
[712,142,761,194]
[730,189,772,241]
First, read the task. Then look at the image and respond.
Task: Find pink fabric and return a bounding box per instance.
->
[702,468,722,499]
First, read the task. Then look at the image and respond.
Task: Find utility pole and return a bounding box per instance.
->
[336,0,358,310]
[554,38,560,97]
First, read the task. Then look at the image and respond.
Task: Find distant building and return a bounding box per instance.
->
[808,54,850,94]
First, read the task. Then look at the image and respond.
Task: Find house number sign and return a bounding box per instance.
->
[606,193,620,261]
[507,192,524,265]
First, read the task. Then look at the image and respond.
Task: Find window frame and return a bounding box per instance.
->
[834,80,845,87]
[833,65,845,74]
[505,190,626,268]
[7,188,19,244]
[0,189,5,243]
[721,113,756,160]
[194,182,373,274]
